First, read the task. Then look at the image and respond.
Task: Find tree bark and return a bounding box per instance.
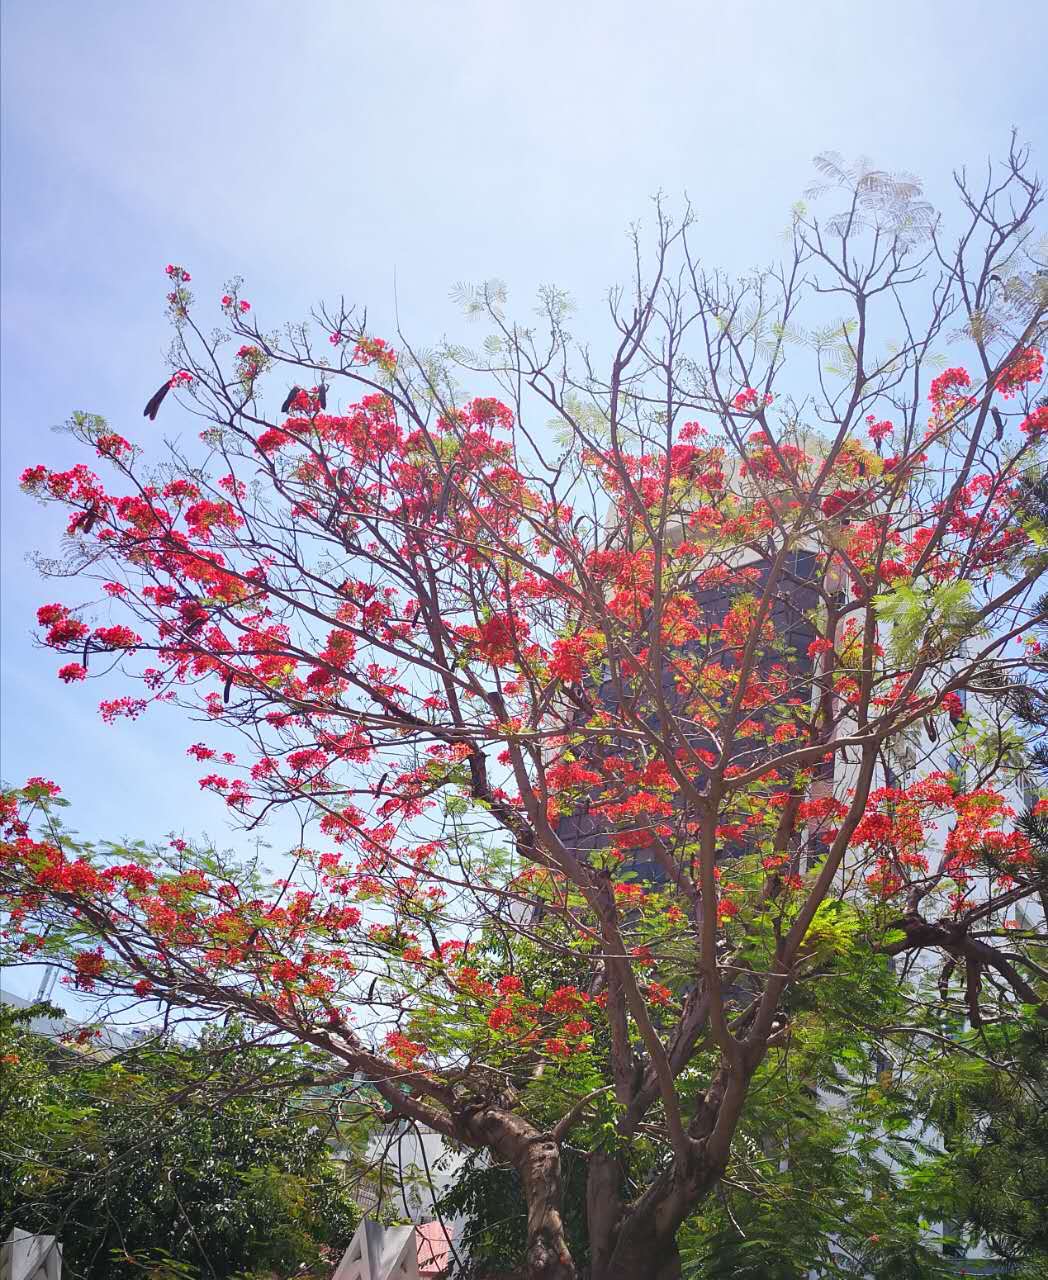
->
[654,1246,684,1280]
[594,1148,722,1280]
[601,1234,685,1280]
[586,1151,622,1279]
[517,1135,576,1280]
[460,1108,577,1280]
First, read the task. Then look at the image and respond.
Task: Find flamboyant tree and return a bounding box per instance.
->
[3,145,1048,1280]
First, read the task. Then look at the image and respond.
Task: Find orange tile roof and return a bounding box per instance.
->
[415,1221,451,1277]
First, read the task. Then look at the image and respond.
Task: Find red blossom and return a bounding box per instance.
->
[353,336,397,372]
[732,387,773,410]
[929,366,972,406]
[545,985,587,1015]
[1020,405,1048,435]
[93,625,141,649]
[941,691,964,721]
[99,697,147,723]
[473,615,528,665]
[46,617,90,646]
[488,1005,514,1031]
[74,948,107,989]
[95,433,132,458]
[821,489,862,518]
[384,1030,425,1067]
[865,415,893,443]
[995,347,1044,398]
[25,777,61,796]
[548,635,589,684]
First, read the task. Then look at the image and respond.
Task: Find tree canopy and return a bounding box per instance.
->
[2,143,1047,1280]
[0,1004,361,1280]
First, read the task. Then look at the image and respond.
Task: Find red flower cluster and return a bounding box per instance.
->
[548,635,589,684]
[24,777,61,796]
[353,336,397,373]
[99,696,147,723]
[93,625,141,650]
[1020,405,1048,436]
[544,985,588,1015]
[941,691,964,721]
[236,346,266,379]
[487,1005,514,1031]
[995,347,1044,398]
[39,604,89,647]
[95,433,132,458]
[929,366,972,406]
[473,615,528,665]
[865,414,893,444]
[74,948,107,990]
[732,387,773,411]
[821,489,863,518]
[384,1030,425,1068]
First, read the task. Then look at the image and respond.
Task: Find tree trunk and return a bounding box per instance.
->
[600,1237,683,1280]
[585,1151,622,1279]
[593,1152,721,1280]
[459,1108,578,1280]
[517,1136,577,1280]
[654,1245,683,1280]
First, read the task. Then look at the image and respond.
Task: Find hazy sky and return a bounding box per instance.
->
[1,1,1046,999]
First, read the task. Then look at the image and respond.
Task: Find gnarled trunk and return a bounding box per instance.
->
[588,1144,724,1280]
[461,1108,577,1280]
[517,1135,576,1280]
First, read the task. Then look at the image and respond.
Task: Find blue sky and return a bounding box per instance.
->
[1,1,1046,1001]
